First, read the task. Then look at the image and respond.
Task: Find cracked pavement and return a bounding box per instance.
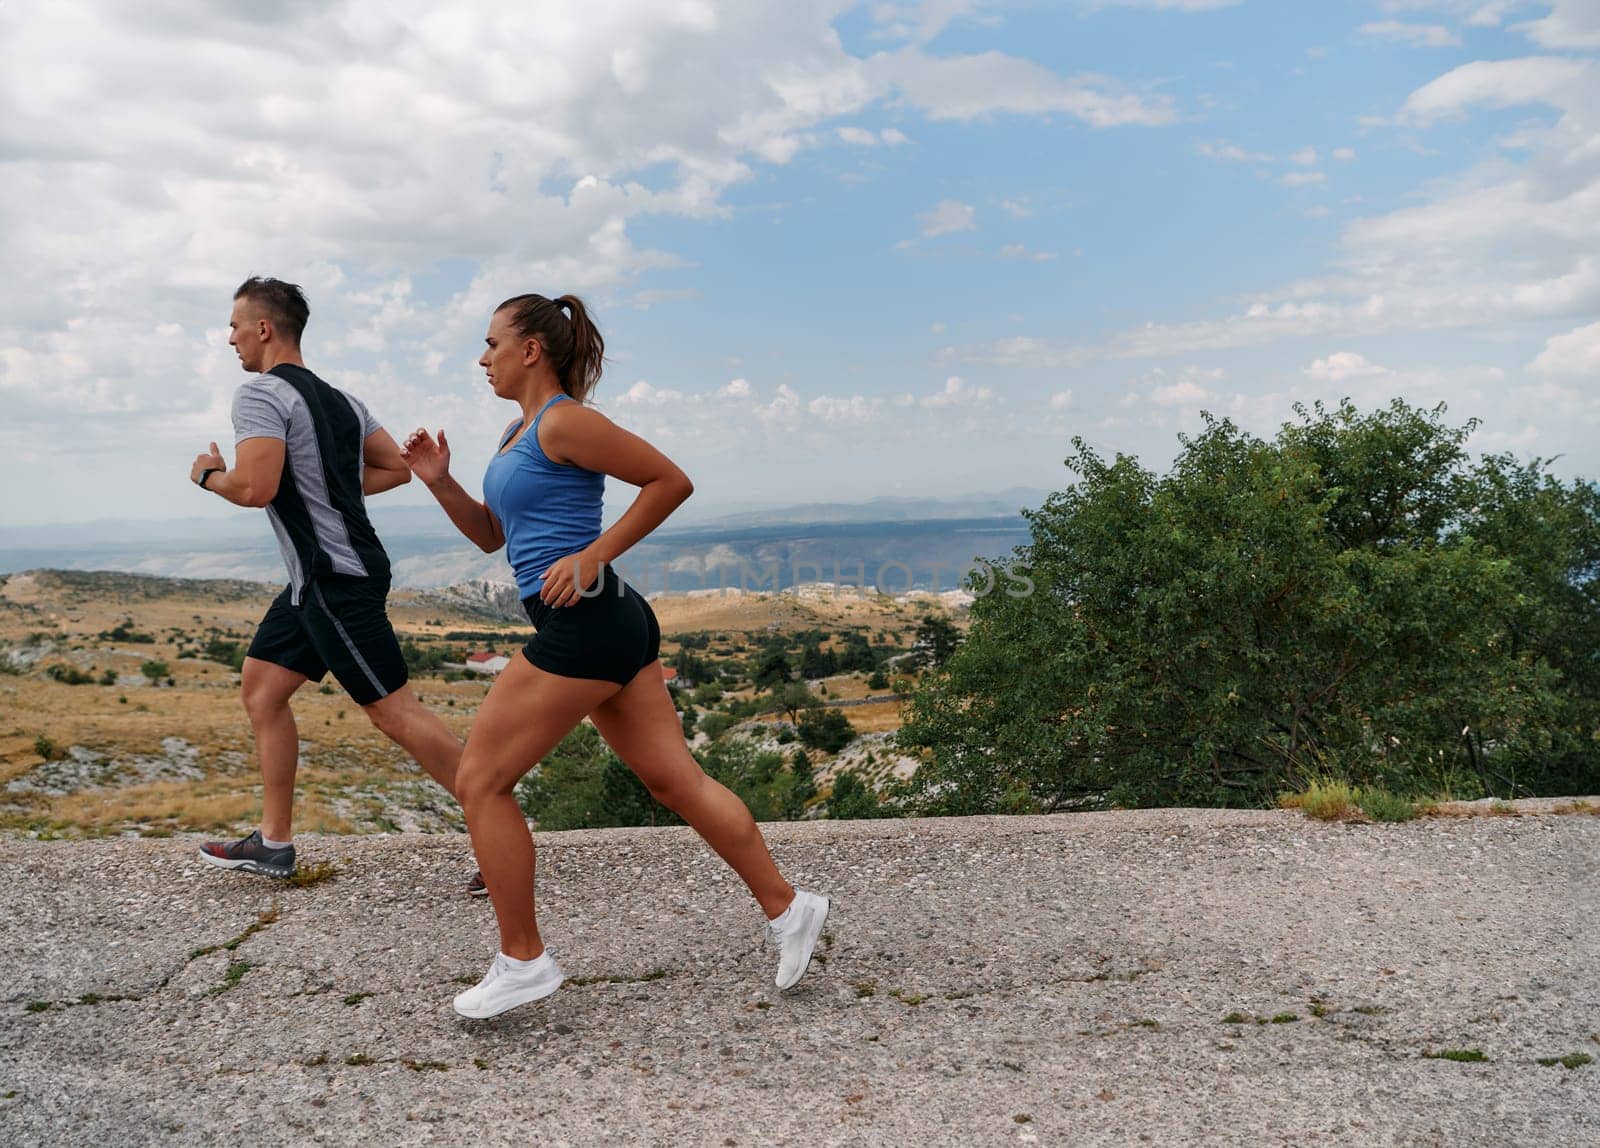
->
[2,806,1596,1146]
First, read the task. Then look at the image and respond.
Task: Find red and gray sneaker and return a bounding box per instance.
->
[198,830,296,878]
[466,870,489,898]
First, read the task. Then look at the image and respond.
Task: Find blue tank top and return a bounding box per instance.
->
[482,394,604,597]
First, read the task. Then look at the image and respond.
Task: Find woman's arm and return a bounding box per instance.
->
[400,428,505,553]
[536,404,693,605]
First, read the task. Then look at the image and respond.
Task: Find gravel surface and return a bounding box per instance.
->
[2,804,1596,1146]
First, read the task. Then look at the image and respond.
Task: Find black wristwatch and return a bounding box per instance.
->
[197,467,222,490]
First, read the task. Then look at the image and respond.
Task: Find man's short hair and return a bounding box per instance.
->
[234,276,310,345]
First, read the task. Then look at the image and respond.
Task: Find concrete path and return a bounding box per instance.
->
[2,804,1596,1146]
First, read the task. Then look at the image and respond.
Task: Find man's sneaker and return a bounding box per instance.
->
[452,952,565,1020]
[466,870,489,898]
[197,830,296,878]
[766,888,830,991]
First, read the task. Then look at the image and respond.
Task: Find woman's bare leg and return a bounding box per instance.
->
[589,661,795,918]
[456,653,619,959]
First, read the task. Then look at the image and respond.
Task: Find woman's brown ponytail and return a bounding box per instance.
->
[496,293,606,402]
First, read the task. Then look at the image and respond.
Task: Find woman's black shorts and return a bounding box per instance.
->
[521,567,661,686]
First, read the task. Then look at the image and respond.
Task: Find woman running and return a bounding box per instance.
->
[401,293,829,1019]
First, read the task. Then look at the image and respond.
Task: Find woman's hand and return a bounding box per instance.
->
[540,548,604,608]
[401,427,451,486]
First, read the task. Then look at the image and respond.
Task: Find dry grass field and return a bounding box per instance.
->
[1,570,952,839]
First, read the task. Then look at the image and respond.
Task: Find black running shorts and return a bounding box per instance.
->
[521,567,661,685]
[246,577,409,706]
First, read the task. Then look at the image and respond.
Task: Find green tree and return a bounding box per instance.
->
[700,738,789,822]
[140,660,170,684]
[776,681,818,724]
[786,748,817,816]
[912,615,961,668]
[518,724,680,830]
[751,648,792,690]
[835,633,880,673]
[672,647,714,685]
[799,642,838,679]
[903,399,1599,814]
[828,770,884,819]
[797,705,856,754]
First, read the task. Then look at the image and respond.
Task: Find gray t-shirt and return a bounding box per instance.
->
[230,366,390,603]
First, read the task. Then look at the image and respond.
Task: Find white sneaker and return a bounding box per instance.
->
[767,889,830,991]
[452,952,565,1019]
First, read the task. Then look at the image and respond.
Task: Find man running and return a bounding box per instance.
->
[189,276,482,895]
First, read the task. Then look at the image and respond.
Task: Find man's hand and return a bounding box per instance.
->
[191,442,227,488]
[540,548,604,608]
[401,428,451,486]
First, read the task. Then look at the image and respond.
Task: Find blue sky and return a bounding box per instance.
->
[1,1,1597,526]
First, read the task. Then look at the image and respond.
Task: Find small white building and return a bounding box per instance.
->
[464,651,511,675]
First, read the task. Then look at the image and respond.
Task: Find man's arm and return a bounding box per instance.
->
[191,438,285,508]
[362,428,412,496]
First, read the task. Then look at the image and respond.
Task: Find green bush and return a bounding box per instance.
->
[98,620,155,643]
[798,705,855,754]
[47,664,95,686]
[1356,787,1416,823]
[204,638,247,671]
[829,770,891,819]
[787,749,817,816]
[903,400,1600,814]
[518,725,677,830]
[139,661,170,684]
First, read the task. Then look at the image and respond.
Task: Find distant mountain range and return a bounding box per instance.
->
[0,490,1048,592]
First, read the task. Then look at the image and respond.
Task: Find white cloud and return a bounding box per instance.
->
[1529,320,1600,377]
[1091,0,1243,9]
[1198,140,1274,163]
[968,336,1092,369]
[954,51,1600,364]
[1397,57,1591,125]
[1517,0,1600,48]
[866,49,1176,127]
[2,1,1199,523]
[1289,147,1319,166]
[999,244,1058,262]
[630,287,698,310]
[869,0,991,45]
[1149,379,1216,406]
[1048,390,1074,411]
[1280,171,1327,187]
[1305,351,1390,381]
[999,197,1035,217]
[1333,147,1358,161]
[1359,21,1463,47]
[1377,2,1526,30]
[839,124,913,147]
[920,376,994,407]
[808,394,886,425]
[917,199,978,237]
